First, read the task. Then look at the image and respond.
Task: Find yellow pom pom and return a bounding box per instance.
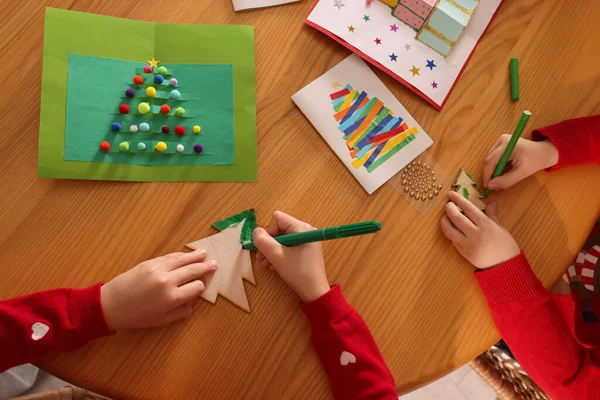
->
[193,125,201,134]
[155,141,167,152]
[138,102,151,114]
[145,87,156,97]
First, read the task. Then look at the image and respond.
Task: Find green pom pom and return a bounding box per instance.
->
[175,107,185,117]
[119,142,130,152]
[157,66,167,75]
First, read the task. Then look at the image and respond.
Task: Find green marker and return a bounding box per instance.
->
[485,110,532,197]
[242,221,382,251]
[510,58,519,102]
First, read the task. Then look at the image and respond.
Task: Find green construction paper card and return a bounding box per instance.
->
[65,54,234,166]
[39,8,257,182]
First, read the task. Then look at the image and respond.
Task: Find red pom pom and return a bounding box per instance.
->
[143,66,152,73]
[133,75,144,85]
[99,141,111,152]
[119,104,130,114]
[162,126,170,134]
[160,104,171,115]
[175,125,185,136]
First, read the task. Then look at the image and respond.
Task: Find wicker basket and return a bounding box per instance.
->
[469,345,551,400]
[10,386,112,400]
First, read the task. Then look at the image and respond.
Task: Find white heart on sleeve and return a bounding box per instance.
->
[31,322,50,341]
[340,351,356,366]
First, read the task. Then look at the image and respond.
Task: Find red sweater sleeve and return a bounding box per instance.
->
[300,284,396,399]
[476,253,600,399]
[0,284,112,372]
[532,115,600,170]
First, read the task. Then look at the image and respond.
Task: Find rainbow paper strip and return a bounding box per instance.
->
[330,84,420,173]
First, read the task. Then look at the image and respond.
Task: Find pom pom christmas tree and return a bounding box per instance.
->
[452,168,486,210]
[101,58,205,156]
[185,209,257,312]
[331,84,421,173]
[38,8,258,182]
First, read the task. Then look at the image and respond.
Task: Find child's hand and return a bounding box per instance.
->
[100,249,217,330]
[483,136,558,190]
[252,211,330,302]
[441,191,520,269]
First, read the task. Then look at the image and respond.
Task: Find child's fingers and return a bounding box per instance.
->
[256,252,265,262]
[174,280,206,306]
[253,227,285,265]
[445,201,476,234]
[171,261,217,286]
[485,202,501,225]
[164,302,194,324]
[440,216,465,243]
[487,135,511,156]
[269,211,313,236]
[447,191,486,227]
[161,249,207,271]
[483,145,505,188]
[487,167,525,190]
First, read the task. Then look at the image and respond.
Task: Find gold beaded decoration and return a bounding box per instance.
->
[399,161,442,203]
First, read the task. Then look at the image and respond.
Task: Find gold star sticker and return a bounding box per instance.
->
[348,25,355,32]
[147,57,160,68]
[409,66,420,76]
[331,81,342,90]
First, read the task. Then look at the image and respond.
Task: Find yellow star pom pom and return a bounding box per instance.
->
[145,87,157,97]
[155,141,167,152]
[138,102,151,114]
[193,125,201,134]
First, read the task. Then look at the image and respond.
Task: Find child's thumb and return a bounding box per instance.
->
[252,228,285,265]
[485,202,501,225]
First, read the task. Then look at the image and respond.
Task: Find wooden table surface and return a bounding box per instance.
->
[2,0,599,399]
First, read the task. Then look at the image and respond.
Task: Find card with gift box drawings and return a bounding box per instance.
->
[305,0,503,110]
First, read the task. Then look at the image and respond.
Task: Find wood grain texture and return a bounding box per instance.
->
[1,0,599,398]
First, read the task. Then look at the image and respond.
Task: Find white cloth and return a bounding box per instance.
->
[0,364,39,399]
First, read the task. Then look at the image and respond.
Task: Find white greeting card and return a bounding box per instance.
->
[292,54,433,194]
[233,0,299,11]
[306,0,502,109]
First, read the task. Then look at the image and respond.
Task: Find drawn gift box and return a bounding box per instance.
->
[416,0,479,57]
[379,0,400,8]
[392,0,437,31]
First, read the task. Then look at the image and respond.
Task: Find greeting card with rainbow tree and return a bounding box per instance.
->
[330,85,420,173]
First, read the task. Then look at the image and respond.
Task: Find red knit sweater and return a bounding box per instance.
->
[0,283,396,399]
[477,115,600,400]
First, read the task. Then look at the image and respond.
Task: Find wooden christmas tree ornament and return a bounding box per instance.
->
[452,168,486,210]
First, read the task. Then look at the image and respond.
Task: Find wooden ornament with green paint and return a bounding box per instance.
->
[452,168,486,210]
